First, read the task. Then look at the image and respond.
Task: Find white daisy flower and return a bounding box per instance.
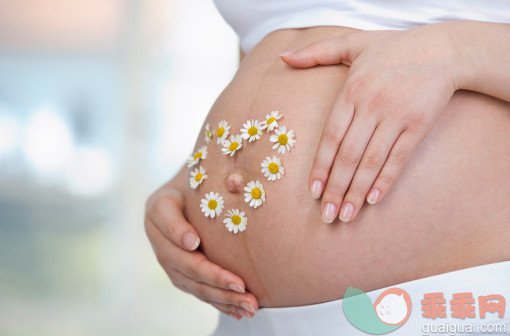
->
[261,156,284,181]
[186,146,208,167]
[221,134,243,156]
[204,123,213,144]
[223,209,247,234]
[270,126,296,154]
[244,180,265,208]
[261,110,282,132]
[216,120,230,145]
[189,166,207,189]
[200,192,224,218]
[240,119,263,142]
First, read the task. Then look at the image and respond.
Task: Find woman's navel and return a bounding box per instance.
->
[224,169,245,193]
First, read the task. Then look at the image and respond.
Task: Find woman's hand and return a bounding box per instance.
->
[281,22,461,223]
[145,178,258,319]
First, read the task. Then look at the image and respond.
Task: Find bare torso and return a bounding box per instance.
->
[183,26,510,308]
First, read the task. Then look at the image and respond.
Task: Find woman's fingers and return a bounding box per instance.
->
[146,190,201,251]
[320,114,378,223]
[280,31,368,68]
[170,270,256,318]
[172,272,256,319]
[211,303,245,320]
[173,269,258,316]
[217,308,243,321]
[144,189,259,316]
[309,94,354,199]
[212,302,253,320]
[340,123,404,221]
[286,27,454,223]
[145,218,249,295]
[368,131,423,204]
[178,269,258,314]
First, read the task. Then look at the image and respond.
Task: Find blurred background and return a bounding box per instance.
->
[0,0,239,335]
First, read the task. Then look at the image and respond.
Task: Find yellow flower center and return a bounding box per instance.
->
[231,215,242,225]
[251,187,261,199]
[228,142,238,151]
[208,199,217,210]
[248,126,258,136]
[206,130,211,137]
[193,152,202,160]
[268,162,279,174]
[217,127,225,137]
[278,134,288,145]
[267,117,276,125]
[194,173,203,182]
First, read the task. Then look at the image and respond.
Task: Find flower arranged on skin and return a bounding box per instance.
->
[261,110,282,132]
[222,134,243,156]
[223,209,247,234]
[261,155,284,181]
[189,166,207,189]
[200,192,224,218]
[216,120,230,145]
[270,126,296,154]
[187,146,208,167]
[240,119,263,142]
[244,180,265,208]
[204,123,213,144]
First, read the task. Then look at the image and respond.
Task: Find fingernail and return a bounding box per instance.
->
[339,202,354,222]
[237,308,251,319]
[241,302,257,314]
[228,283,245,293]
[310,180,323,199]
[231,313,242,320]
[321,202,337,223]
[183,232,200,250]
[367,189,381,205]
[279,50,295,57]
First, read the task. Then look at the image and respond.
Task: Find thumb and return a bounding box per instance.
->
[280,32,365,68]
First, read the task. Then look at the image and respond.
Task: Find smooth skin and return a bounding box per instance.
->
[144,166,259,320]
[145,20,510,318]
[281,20,510,223]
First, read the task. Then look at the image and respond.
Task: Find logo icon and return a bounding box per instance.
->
[343,287,412,334]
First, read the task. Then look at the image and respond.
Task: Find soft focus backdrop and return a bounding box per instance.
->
[0,0,238,335]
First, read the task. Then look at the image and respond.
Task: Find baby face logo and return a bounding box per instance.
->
[374,288,412,326]
[343,287,412,334]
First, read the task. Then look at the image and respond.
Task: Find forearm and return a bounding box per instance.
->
[450,20,510,102]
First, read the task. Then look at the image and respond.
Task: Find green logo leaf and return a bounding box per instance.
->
[342,287,406,334]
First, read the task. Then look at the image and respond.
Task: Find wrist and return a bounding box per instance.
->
[435,21,472,92]
[443,20,486,92]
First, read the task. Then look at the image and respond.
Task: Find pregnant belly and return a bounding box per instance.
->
[183,27,510,307]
